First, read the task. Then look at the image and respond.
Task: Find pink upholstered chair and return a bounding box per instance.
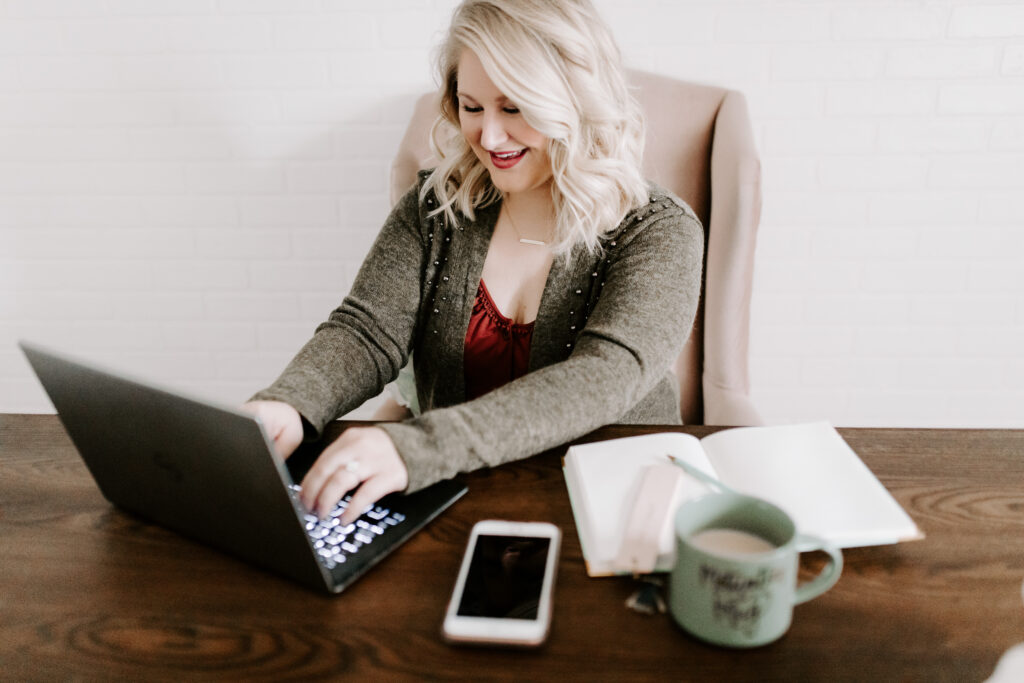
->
[387,71,763,426]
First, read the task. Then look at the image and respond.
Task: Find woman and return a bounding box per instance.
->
[244,0,704,525]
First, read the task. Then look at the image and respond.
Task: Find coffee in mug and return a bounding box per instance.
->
[669,491,842,648]
[689,528,777,556]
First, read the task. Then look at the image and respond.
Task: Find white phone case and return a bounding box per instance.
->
[443,519,561,647]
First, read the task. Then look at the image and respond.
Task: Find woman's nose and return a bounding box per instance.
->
[479,112,508,150]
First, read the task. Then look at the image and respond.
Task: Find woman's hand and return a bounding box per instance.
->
[241,400,303,460]
[299,426,409,525]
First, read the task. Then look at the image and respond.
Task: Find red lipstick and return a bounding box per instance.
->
[489,149,526,169]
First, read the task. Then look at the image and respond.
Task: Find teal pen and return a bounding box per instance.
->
[665,454,736,495]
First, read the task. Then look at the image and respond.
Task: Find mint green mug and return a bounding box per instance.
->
[669,492,843,648]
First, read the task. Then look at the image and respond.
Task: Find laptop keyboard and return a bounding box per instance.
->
[288,484,406,570]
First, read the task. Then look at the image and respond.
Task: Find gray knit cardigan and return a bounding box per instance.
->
[252,170,704,492]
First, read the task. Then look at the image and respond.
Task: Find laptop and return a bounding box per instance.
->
[19,340,467,594]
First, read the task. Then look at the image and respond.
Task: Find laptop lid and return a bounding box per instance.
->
[19,341,465,594]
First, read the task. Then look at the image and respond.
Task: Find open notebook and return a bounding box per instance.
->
[563,422,923,577]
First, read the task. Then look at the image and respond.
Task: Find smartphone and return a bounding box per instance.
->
[443,520,561,647]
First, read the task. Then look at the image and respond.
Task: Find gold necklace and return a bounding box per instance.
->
[504,202,548,246]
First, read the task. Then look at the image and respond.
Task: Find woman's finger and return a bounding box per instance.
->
[242,401,302,459]
[310,462,363,519]
[299,428,367,513]
[339,473,402,526]
[298,426,407,521]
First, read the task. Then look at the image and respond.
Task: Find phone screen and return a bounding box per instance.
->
[456,534,552,620]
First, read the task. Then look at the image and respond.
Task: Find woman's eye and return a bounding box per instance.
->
[460,104,482,113]
[503,107,520,114]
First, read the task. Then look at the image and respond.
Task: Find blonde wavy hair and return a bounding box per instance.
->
[422,0,648,256]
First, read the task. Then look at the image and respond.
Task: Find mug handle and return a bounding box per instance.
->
[793,534,844,605]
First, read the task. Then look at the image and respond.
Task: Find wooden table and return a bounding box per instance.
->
[2,414,1023,681]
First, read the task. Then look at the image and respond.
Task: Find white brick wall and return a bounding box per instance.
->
[1,0,1022,427]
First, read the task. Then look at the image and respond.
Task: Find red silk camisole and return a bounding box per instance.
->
[464,280,534,401]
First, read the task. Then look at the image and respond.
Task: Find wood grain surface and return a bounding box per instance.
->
[1,414,1022,681]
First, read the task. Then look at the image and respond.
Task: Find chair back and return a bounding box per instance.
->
[390,71,762,425]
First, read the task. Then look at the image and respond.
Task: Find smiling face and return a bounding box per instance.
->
[456,48,553,197]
